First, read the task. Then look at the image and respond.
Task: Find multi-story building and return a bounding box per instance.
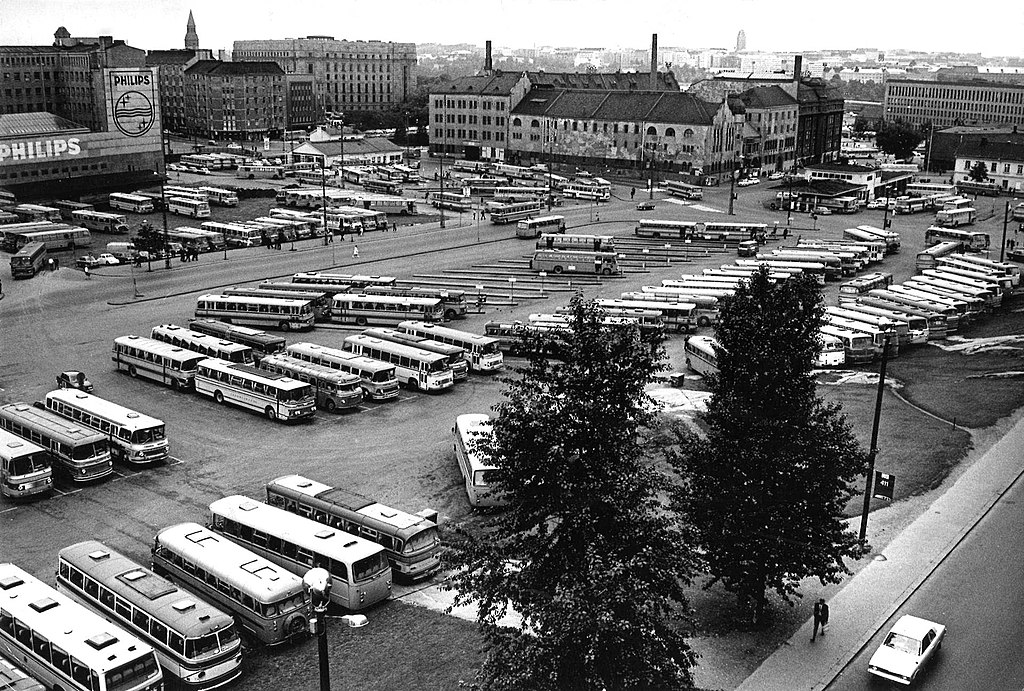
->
[232,36,417,126]
[733,85,799,174]
[928,125,1024,173]
[884,78,1024,129]
[955,138,1024,193]
[183,60,286,140]
[146,50,197,133]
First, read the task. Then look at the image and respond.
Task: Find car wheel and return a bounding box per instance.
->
[214,390,224,404]
[407,378,419,391]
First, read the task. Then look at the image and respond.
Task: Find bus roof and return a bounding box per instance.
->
[268,474,431,531]
[0,427,46,457]
[0,402,106,444]
[45,389,164,430]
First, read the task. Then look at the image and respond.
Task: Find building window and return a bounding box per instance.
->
[964,160,971,170]
[665,127,675,137]
[531,119,540,128]
[512,117,521,127]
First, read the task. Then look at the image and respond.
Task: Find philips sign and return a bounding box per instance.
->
[0,138,83,163]
[107,68,157,138]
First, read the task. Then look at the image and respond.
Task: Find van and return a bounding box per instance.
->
[737,240,760,257]
[105,242,137,262]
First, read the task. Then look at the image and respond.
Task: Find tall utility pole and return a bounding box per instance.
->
[859,334,891,544]
[438,98,446,229]
[339,113,346,189]
[321,155,330,246]
[1000,200,1010,261]
[728,166,737,216]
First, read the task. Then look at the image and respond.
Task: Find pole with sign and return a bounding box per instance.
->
[508,277,516,306]
[873,472,895,500]
[859,334,892,544]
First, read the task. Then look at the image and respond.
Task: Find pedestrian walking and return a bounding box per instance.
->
[83,265,90,279]
[782,226,789,239]
[276,231,286,250]
[630,187,636,200]
[47,257,55,271]
[357,227,363,237]
[772,221,779,236]
[53,256,59,270]
[811,598,829,641]
[262,231,270,249]
[180,248,188,263]
[352,245,359,259]
[392,222,397,233]
[596,212,600,222]
[192,247,199,262]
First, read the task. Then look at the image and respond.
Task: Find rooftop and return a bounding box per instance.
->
[0,112,88,138]
[185,60,284,76]
[512,87,720,125]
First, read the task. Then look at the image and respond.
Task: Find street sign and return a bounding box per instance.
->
[873,471,895,500]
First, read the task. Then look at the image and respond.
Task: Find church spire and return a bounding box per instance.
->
[184,10,199,50]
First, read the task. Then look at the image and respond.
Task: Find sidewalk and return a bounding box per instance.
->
[736,412,1024,691]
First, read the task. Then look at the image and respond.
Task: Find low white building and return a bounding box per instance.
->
[955,138,1024,193]
[291,137,404,167]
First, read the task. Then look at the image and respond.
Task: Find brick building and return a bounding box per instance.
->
[183,61,286,140]
[732,85,799,175]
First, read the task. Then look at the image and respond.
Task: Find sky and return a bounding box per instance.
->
[2,0,1024,58]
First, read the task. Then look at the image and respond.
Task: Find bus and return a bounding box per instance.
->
[924,226,990,250]
[362,178,402,195]
[634,219,701,239]
[790,242,868,272]
[163,186,208,201]
[894,196,930,214]
[846,302,929,344]
[664,180,703,200]
[561,182,610,201]
[112,335,206,391]
[826,306,907,348]
[907,182,956,197]
[0,656,45,691]
[108,193,155,214]
[489,200,543,225]
[236,164,284,180]
[838,272,896,301]
[150,523,310,646]
[492,186,548,204]
[197,187,239,207]
[941,197,974,210]
[916,241,963,271]
[820,325,876,364]
[934,207,976,227]
[11,204,62,222]
[430,192,472,212]
[52,200,94,221]
[623,290,720,328]
[956,180,1000,197]
[200,222,262,248]
[186,319,285,363]
[224,287,331,322]
[343,334,454,392]
[950,253,1020,287]
[284,342,400,401]
[700,222,769,242]
[194,359,316,422]
[814,332,847,368]
[209,495,393,611]
[764,251,843,280]
[595,298,695,332]
[453,413,505,508]
[265,475,442,582]
[291,272,396,292]
[842,227,893,255]
[799,238,884,264]
[869,289,960,334]
[45,389,167,465]
[824,315,898,359]
[10,241,46,279]
[898,282,982,323]
[0,428,51,500]
[536,233,615,252]
[257,354,364,412]
[0,403,112,483]
[817,196,861,214]
[360,327,469,381]
[396,322,504,373]
[150,324,256,365]
[195,294,316,332]
[857,294,948,339]
[684,336,720,376]
[331,294,444,327]
[168,198,211,219]
[919,271,1002,307]
[70,210,129,235]
[733,259,827,284]
[530,249,621,275]
[855,225,901,253]
[0,563,163,691]
[361,285,468,322]
[516,215,566,239]
[56,541,243,690]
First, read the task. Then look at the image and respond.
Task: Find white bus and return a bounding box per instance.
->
[915,242,962,271]
[624,290,720,328]
[71,209,130,234]
[906,182,956,197]
[858,294,950,340]
[194,294,316,332]
[201,222,262,248]
[236,164,284,180]
[224,287,331,322]
[197,187,239,207]
[257,354,364,412]
[846,302,929,344]
[150,324,255,365]
[430,191,472,212]
[0,427,51,500]
[895,283,979,322]
[536,233,615,252]
[164,186,208,202]
[362,285,469,322]
[820,325,875,364]
[826,307,906,348]
[530,249,621,275]
[837,272,896,300]
[515,215,566,239]
[291,272,396,292]
[57,541,243,690]
[933,260,1014,293]
[453,413,506,508]
[634,219,701,239]
[187,319,286,363]
[950,253,1020,287]
[285,342,400,401]
[396,322,504,373]
[814,333,847,368]
[856,225,901,253]
[934,207,977,227]
[924,226,990,251]
[684,336,721,376]
[664,180,704,200]
[868,289,961,334]
[209,495,393,611]
[0,402,112,483]
[168,198,211,219]
[489,200,543,224]
[824,315,898,359]
[112,335,206,391]
[361,327,469,381]
[44,389,168,465]
[108,193,155,214]
[0,563,163,691]
[331,294,444,327]
[150,523,310,646]
[595,298,696,332]
[561,181,610,201]
[343,335,455,392]
[194,359,316,422]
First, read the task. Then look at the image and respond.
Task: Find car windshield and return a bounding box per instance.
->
[884,632,921,655]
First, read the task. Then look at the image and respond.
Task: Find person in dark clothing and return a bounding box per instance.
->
[630,187,636,200]
[180,248,188,263]
[276,231,286,250]
[812,598,830,641]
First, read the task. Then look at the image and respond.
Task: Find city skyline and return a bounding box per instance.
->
[2,0,1023,59]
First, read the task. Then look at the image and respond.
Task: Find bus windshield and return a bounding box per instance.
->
[105,655,160,691]
[185,625,238,659]
[277,387,311,402]
[10,451,49,475]
[352,552,390,582]
[262,592,305,617]
[132,427,165,444]
[72,441,106,460]
[404,526,440,554]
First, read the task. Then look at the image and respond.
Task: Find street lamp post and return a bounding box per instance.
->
[339,113,346,189]
[859,334,891,545]
[508,277,516,305]
[728,167,737,216]
[303,568,332,691]
[322,155,330,246]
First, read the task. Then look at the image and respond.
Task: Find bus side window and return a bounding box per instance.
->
[169,631,185,655]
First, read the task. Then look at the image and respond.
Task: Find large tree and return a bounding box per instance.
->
[875,120,924,160]
[969,160,989,182]
[445,296,701,691]
[672,269,866,625]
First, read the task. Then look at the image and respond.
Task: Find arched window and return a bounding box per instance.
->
[512,117,522,127]
[683,128,694,138]
[646,126,657,136]
[665,127,676,137]
[531,119,540,128]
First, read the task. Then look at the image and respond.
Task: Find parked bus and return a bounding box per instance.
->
[396,322,504,373]
[733,259,827,284]
[846,302,929,344]
[664,180,704,200]
[634,219,701,239]
[197,187,239,207]
[536,233,615,252]
[45,389,167,465]
[111,335,205,391]
[362,178,402,195]
[195,294,316,332]
[924,226,990,251]
[453,413,505,508]
[857,294,949,340]
[360,327,469,381]
[0,427,51,500]
[52,199,94,221]
[10,241,46,279]
[257,354,363,412]
[765,251,843,280]
[194,359,316,422]
[933,261,1014,293]
[331,294,443,327]
[429,191,472,212]
[516,215,566,239]
[284,342,400,401]
[561,182,610,201]
[265,475,442,582]
[684,336,721,376]
[70,209,129,234]
[826,306,907,348]
[949,253,1020,286]
[361,285,468,321]
[915,241,962,271]
[343,334,454,392]
[151,523,310,646]
[56,541,243,690]
[837,271,895,301]
[894,196,930,214]
[492,186,548,204]
[855,225,901,253]
[896,282,980,323]
[820,325,875,364]
[209,495,392,611]
[291,272,396,292]
[907,182,956,197]
[842,227,891,256]
[223,287,330,322]
[200,222,262,248]
[918,271,1002,308]
[824,315,898,359]
[168,198,211,219]
[817,196,860,213]
[236,164,284,180]
[595,298,695,332]
[489,200,543,225]
[624,290,720,327]
[186,319,285,363]
[814,332,847,368]
[150,324,256,365]
[933,207,977,227]
[869,289,960,334]
[956,180,1000,197]
[0,656,44,691]
[108,193,155,214]
[797,238,884,264]
[11,204,61,222]
[0,563,163,691]
[530,248,620,275]
[0,402,112,482]
[700,222,769,242]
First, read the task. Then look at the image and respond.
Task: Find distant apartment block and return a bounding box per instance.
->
[183,61,286,140]
[884,78,1024,129]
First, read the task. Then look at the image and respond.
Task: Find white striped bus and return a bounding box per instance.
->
[453,413,505,508]
[284,342,400,401]
[0,428,51,500]
[919,270,1002,305]
[868,289,960,334]
[150,324,256,365]
[112,336,206,391]
[168,198,211,219]
[257,354,364,412]
[196,187,239,207]
[516,215,566,239]
[856,225,901,253]
[44,390,168,465]
[531,249,621,275]
[664,180,704,200]
[847,302,930,344]
[56,541,243,690]
[843,227,896,254]
[595,298,695,332]
[71,210,130,235]
[684,336,721,376]
[0,224,92,253]
[265,475,442,582]
[0,403,112,483]
[826,306,907,347]
[733,259,827,284]
[194,359,316,423]
[430,192,471,212]
[163,186,207,202]
[150,523,310,646]
[224,287,331,322]
[768,249,847,278]
[798,238,883,264]
[857,295,949,339]
[916,241,962,271]
[186,320,285,363]
[629,289,720,327]
[924,226,990,251]
[108,193,155,214]
[838,272,896,301]
[361,285,469,322]
[331,294,444,327]
[343,334,454,392]
[291,272,396,292]
[933,260,1014,293]
[236,164,284,180]
[894,196,930,215]
[894,283,978,323]
[180,227,226,251]
[956,180,1000,197]
[820,325,875,364]
[492,186,547,203]
[700,221,769,242]
[360,327,469,380]
[194,294,316,332]
[52,200,94,221]
[934,207,977,227]
[10,241,46,279]
[536,233,615,252]
[634,219,701,239]
[814,333,847,368]
[200,222,262,248]
[561,181,610,201]
[396,321,504,373]
[950,253,1020,286]
[489,200,543,224]
[907,182,956,197]
[824,315,898,359]
[11,204,61,222]
[0,563,163,691]
[209,496,393,611]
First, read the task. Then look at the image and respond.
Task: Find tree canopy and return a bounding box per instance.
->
[445,296,700,690]
[969,161,990,182]
[875,120,924,160]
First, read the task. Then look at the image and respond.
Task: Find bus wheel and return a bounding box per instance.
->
[407,379,419,391]
[552,265,563,274]
[128,365,138,378]
[265,407,277,421]
[279,321,291,332]
[445,309,456,321]
[248,174,255,180]
[325,399,337,413]
[170,378,180,392]
[697,316,711,328]
[602,268,611,275]
[356,316,368,326]
[214,390,224,404]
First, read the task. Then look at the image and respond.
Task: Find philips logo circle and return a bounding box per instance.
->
[113,90,155,137]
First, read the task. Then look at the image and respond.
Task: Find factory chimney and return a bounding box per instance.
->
[650,34,658,90]
[485,41,493,75]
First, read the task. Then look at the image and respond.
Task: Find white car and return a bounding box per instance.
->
[737,178,759,187]
[868,615,945,685]
[767,171,785,180]
[167,163,186,172]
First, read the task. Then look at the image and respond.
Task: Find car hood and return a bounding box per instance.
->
[869,645,918,676]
